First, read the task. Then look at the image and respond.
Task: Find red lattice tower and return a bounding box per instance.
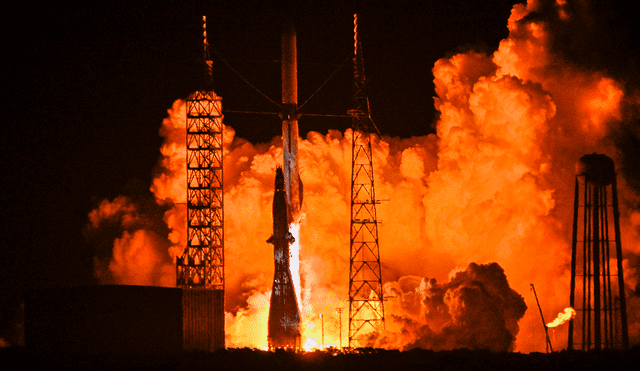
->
[177,16,224,291]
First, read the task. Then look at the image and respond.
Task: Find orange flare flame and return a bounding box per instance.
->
[546,307,576,328]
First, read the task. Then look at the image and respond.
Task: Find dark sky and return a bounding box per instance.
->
[2,0,637,342]
[3,0,518,289]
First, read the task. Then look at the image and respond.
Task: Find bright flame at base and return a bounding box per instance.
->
[289,223,301,306]
[303,338,319,352]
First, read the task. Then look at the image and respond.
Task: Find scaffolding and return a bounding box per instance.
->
[177,90,224,290]
[176,16,225,351]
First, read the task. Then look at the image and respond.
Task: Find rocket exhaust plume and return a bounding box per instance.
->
[547,308,576,328]
[86,0,640,352]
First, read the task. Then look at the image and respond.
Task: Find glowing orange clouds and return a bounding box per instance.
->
[86,0,639,352]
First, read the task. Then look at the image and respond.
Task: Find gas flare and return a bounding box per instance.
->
[546,307,576,328]
[86,0,640,352]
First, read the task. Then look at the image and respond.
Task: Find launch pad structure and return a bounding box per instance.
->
[348,14,385,348]
[173,14,386,352]
[569,153,629,350]
[176,16,225,352]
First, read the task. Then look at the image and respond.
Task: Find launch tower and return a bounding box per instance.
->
[348,14,385,348]
[569,153,629,350]
[176,16,225,351]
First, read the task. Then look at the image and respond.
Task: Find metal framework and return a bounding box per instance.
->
[569,154,628,350]
[176,17,225,352]
[348,14,384,348]
[177,16,224,291]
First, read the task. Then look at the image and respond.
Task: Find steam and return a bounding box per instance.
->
[86,0,639,352]
[85,195,174,287]
[374,263,527,352]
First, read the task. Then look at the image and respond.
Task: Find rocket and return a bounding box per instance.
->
[267,167,301,350]
[266,22,303,350]
[280,21,303,225]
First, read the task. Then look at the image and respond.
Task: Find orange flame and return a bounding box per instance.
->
[546,307,576,328]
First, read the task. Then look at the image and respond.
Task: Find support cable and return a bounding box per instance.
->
[298,55,352,112]
[209,46,281,108]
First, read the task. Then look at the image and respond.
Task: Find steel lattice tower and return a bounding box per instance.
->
[348,14,385,348]
[176,90,224,289]
[568,153,629,350]
[177,16,224,291]
[176,17,225,351]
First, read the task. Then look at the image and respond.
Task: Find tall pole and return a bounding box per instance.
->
[336,308,343,350]
[531,284,553,353]
[321,314,325,350]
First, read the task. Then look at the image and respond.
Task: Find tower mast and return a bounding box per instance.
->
[348,14,385,348]
[176,16,225,351]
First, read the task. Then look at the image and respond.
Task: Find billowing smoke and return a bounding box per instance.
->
[86,0,640,352]
[85,194,174,287]
[378,262,526,352]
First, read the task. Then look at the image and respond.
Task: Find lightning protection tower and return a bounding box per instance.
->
[176,16,225,351]
[348,14,385,348]
[568,153,629,350]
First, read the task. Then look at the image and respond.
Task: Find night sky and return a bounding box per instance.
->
[3,0,638,345]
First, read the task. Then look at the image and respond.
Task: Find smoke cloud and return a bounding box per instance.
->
[85,194,174,287]
[378,262,526,352]
[86,0,639,352]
